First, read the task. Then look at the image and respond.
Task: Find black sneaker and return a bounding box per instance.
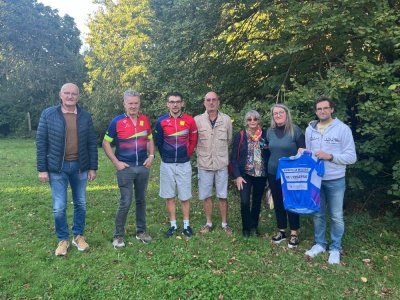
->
[242,230,250,237]
[166,226,177,238]
[251,228,261,237]
[182,226,193,237]
[271,231,287,244]
[288,235,299,249]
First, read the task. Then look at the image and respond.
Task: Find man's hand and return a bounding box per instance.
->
[315,150,333,161]
[114,160,129,171]
[38,171,49,183]
[88,170,97,181]
[143,156,154,168]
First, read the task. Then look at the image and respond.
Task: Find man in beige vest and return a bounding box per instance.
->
[194,91,233,235]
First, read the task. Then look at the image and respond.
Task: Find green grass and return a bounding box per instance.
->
[0,138,399,299]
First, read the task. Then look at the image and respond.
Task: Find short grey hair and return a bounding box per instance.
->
[244,110,261,127]
[123,89,140,101]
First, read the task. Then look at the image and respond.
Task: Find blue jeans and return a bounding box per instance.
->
[49,161,88,241]
[313,177,346,251]
[115,166,150,237]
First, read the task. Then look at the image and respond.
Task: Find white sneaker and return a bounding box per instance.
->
[305,244,326,258]
[328,250,340,264]
[112,237,125,249]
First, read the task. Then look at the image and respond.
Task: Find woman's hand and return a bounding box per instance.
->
[235,176,247,191]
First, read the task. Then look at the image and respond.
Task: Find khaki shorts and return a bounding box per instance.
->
[159,161,192,201]
[198,167,228,200]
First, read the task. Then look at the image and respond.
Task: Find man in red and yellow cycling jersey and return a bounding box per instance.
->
[155,92,198,238]
[103,90,155,248]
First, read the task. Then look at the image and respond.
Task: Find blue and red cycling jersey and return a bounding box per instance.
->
[104,113,153,166]
[276,151,324,214]
[155,113,198,163]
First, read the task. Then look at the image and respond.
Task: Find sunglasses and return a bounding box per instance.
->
[247,117,259,122]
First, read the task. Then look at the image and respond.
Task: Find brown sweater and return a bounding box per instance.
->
[63,113,78,161]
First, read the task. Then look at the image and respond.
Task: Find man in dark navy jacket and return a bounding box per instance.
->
[36,83,98,256]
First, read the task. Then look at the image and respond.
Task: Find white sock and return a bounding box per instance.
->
[183,220,190,229]
[170,220,177,229]
[206,222,213,228]
[221,222,228,228]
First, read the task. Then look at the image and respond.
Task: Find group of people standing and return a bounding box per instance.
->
[36,83,356,265]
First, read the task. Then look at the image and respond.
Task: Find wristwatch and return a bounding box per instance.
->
[329,154,334,162]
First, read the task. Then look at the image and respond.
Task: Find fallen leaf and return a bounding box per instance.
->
[381,287,392,295]
[361,277,368,283]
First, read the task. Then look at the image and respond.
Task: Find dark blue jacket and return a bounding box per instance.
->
[230,129,269,179]
[36,105,98,172]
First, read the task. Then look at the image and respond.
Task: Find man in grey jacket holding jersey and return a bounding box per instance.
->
[304,95,356,265]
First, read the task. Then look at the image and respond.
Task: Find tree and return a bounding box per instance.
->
[85,0,400,206]
[84,0,153,136]
[0,0,84,135]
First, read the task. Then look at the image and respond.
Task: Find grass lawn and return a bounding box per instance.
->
[0,138,399,299]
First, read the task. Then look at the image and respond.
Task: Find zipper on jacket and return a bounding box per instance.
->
[61,110,67,172]
[134,119,138,166]
[174,118,178,163]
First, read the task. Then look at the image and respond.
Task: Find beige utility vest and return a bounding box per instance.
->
[194,112,232,171]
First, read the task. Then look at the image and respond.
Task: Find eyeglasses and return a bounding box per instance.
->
[168,100,182,105]
[247,117,259,122]
[316,106,331,112]
[63,92,78,97]
[205,98,218,102]
[273,111,285,117]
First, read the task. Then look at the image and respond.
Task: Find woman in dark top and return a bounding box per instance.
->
[231,110,269,237]
[267,104,305,248]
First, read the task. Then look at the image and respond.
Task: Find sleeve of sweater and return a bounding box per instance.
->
[333,125,357,165]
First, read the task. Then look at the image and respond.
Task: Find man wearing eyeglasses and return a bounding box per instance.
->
[194,91,233,235]
[304,95,356,265]
[155,92,198,238]
[36,83,98,256]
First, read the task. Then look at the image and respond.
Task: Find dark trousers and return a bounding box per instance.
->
[268,173,300,231]
[240,174,267,232]
[115,166,150,237]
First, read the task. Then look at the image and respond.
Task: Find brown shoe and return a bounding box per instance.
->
[223,225,233,236]
[55,240,69,256]
[199,224,212,234]
[72,235,89,251]
[136,232,152,244]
